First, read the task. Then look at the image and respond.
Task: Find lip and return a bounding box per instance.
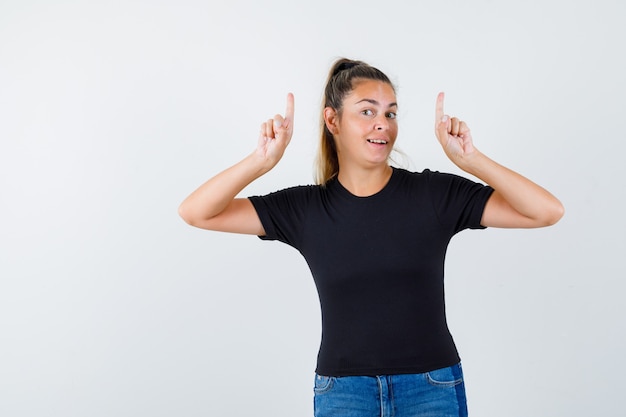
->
[366,138,390,145]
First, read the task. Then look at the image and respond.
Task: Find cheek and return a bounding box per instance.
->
[390,122,399,137]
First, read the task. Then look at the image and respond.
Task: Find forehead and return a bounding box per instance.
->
[346,79,397,105]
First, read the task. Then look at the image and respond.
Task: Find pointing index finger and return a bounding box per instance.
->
[284,93,295,128]
[435,92,445,123]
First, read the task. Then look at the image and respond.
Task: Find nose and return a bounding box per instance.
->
[375,114,389,131]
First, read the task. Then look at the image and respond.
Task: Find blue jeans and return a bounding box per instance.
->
[313,363,468,417]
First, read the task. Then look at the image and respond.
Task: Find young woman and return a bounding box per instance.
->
[179,58,564,417]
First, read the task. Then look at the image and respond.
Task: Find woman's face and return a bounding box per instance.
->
[328,79,398,169]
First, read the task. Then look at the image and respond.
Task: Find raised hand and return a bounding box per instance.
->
[256,93,295,169]
[434,92,476,163]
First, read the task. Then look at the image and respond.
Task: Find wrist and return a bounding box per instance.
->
[453,148,487,174]
[246,151,275,176]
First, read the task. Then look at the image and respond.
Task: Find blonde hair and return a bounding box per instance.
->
[314,58,396,185]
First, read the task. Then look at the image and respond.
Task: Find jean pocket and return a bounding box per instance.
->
[425,364,464,388]
[313,374,335,394]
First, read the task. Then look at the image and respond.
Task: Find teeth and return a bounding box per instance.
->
[368,139,388,144]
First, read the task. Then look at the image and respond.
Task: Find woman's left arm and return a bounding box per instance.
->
[434,93,564,228]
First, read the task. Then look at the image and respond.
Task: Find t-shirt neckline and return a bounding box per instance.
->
[332,166,400,200]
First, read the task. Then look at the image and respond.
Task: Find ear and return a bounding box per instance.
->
[323,107,338,135]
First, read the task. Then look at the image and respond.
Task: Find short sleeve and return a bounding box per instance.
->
[424,170,494,233]
[248,185,314,249]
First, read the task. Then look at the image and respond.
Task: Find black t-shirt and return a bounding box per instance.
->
[249,167,494,376]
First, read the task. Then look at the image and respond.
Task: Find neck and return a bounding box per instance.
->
[337,164,393,197]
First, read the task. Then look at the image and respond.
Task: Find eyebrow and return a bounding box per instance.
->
[355,98,398,108]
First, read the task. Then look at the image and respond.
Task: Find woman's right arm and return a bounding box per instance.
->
[178,93,294,235]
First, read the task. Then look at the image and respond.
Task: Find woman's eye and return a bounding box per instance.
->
[387,112,397,119]
[361,109,374,116]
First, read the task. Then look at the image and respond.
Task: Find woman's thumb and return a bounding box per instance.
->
[273,115,284,130]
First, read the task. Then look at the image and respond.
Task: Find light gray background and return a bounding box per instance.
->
[1,0,624,416]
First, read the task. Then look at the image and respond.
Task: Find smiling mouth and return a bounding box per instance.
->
[367,139,388,144]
